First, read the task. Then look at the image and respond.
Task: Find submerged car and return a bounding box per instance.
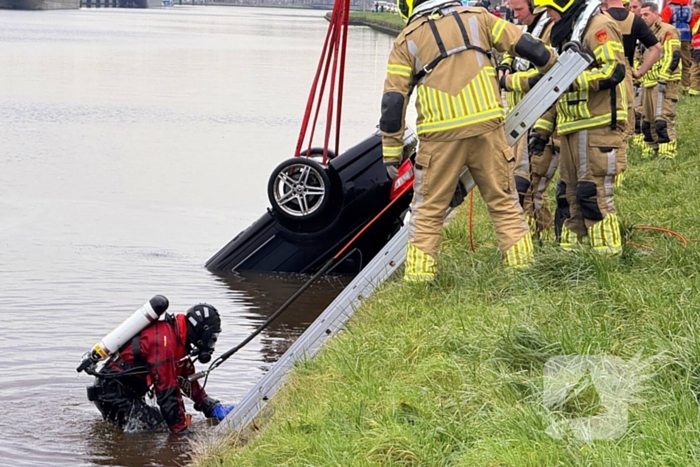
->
[205,130,417,275]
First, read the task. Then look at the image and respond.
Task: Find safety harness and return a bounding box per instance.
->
[410,9,492,88]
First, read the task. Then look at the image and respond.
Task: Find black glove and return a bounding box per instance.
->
[692,48,700,63]
[527,73,543,90]
[384,160,399,180]
[499,74,508,90]
[528,132,548,156]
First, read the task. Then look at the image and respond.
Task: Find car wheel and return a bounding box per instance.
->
[268,158,331,221]
[299,147,336,165]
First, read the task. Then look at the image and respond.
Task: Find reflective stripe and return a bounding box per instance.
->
[517,138,529,174]
[417,107,505,133]
[388,63,412,77]
[655,86,663,118]
[491,18,507,44]
[504,233,533,268]
[589,213,621,255]
[604,148,615,212]
[578,129,588,179]
[535,118,554,133]
[468,16,484,67]
[404,242,437,281]
[416,67,504,134]
[407,166,424,241]
[557,112,627,134]
[383,145,403,159]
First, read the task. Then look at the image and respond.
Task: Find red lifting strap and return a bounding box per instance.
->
[293,0,351,166]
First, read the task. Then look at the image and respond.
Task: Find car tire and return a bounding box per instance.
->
[299,147,336,165]
[268,158,332,222]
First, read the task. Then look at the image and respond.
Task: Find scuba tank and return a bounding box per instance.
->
[76,295,169,373]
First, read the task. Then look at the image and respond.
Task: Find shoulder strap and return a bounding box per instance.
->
[411,11,491,87]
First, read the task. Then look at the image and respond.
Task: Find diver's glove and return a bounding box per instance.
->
[207,404,235,421]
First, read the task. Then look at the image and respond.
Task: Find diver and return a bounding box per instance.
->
[79,297,235,434]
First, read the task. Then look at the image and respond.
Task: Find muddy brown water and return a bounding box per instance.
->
[0,7,395,466]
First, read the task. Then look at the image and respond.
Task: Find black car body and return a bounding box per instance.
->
[205,130,416,275]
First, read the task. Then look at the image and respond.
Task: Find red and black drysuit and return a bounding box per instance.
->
[88,314,217,433]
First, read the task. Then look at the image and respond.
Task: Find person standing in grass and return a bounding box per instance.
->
[534,0,628,255]
[662,0,693,91]
[380,0,557,281]
[640,1,682,159]
[498,0,558,242]
[689,1,700,96]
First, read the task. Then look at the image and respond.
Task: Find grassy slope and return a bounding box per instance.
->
[195,98,700,466]
[325,12,404,35]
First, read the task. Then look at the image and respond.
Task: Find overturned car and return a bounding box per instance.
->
[205,130,418,275]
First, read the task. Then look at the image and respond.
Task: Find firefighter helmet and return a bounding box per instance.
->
[533,0,577,13]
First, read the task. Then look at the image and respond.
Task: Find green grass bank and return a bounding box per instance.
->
[326,11,404,36]
[194,97,700,466]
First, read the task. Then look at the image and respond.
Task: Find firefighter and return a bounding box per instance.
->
[628,0,649,147]
[662,0,692,91]
[381,0,557,281]
[640,1,682,158]
[499,0,558,240]
[690,0,700,95]
[604,0,661,183]
[532,0,628,255]
[88,304,235,434]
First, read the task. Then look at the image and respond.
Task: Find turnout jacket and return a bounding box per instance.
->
[380,6,557,162]
[535,13,628,136]
[109,314,210,433]
[500,13,555,110]
[641,20,682,86]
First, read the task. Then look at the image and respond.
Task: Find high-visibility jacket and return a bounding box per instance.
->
[641,20,682,86]
[536,13,628,136]
[501,13,554,111]
[380,6,557,161]
[691,13,700,48]
[662,1,692,41]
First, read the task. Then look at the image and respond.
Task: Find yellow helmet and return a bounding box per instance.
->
[397,0,416,22]
[533,0,577,13]
[622,0,629,4]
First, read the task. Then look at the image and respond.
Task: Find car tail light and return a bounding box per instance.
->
[390,159,414,200]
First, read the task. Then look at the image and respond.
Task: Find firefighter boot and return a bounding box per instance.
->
[504,233,534,269]
[658,140,677,159]
[404,242,437,283]
[588,213,622,256]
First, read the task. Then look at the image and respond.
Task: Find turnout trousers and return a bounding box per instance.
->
[690,49,700,95]
[681,40,692,89]
[642,81,679,158]
[513,134,559,240]
[555,126,623,255]
[523,138,559,240]
[405,126,532,282]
